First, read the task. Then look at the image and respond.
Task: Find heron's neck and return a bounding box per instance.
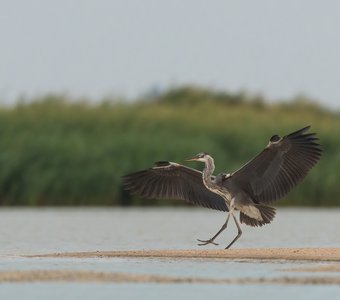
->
[202,156,215,189]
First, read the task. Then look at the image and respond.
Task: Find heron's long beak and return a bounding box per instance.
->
[186,155,199,161]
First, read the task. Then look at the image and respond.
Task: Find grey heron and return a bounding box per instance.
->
[123,126,321,249]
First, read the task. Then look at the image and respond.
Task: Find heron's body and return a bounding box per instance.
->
[201,157,273,224]
[123,126,321,248]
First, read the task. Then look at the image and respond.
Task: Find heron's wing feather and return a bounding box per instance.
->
[229,126,322,204]
[123,161,228,212]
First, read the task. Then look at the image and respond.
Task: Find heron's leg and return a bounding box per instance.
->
[197,214,230,246]
[225,213,243,249]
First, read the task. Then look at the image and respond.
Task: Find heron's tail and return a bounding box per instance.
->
[239,205,276,227]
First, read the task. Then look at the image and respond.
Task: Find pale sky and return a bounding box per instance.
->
[1,0,340,109]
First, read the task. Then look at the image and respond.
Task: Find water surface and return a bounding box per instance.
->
[0,207,339,299]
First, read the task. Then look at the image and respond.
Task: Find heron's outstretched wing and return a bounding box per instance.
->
[229,126,322,204]
[123,161,228,212]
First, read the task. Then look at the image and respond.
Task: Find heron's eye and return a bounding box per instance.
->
[270,135,281,142]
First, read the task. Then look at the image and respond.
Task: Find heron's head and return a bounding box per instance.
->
[186,152,210,163]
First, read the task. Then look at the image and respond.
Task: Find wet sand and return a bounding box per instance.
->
[0,269,340,285]
[29,248,340,261]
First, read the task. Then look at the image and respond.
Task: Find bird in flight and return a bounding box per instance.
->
[123,126,321,249]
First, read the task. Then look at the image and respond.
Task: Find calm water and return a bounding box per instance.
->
[0,207,339,299]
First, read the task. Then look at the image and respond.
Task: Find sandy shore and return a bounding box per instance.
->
[4,248,335,284]
[29,248,340,261]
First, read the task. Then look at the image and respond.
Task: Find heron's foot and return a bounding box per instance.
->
[197,238,219,246]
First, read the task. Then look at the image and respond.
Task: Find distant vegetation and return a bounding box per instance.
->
[0,86,338,206]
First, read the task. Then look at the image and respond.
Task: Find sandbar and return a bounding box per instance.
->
[28,248,340,261]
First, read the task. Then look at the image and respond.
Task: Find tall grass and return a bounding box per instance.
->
[0,87,338,206]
